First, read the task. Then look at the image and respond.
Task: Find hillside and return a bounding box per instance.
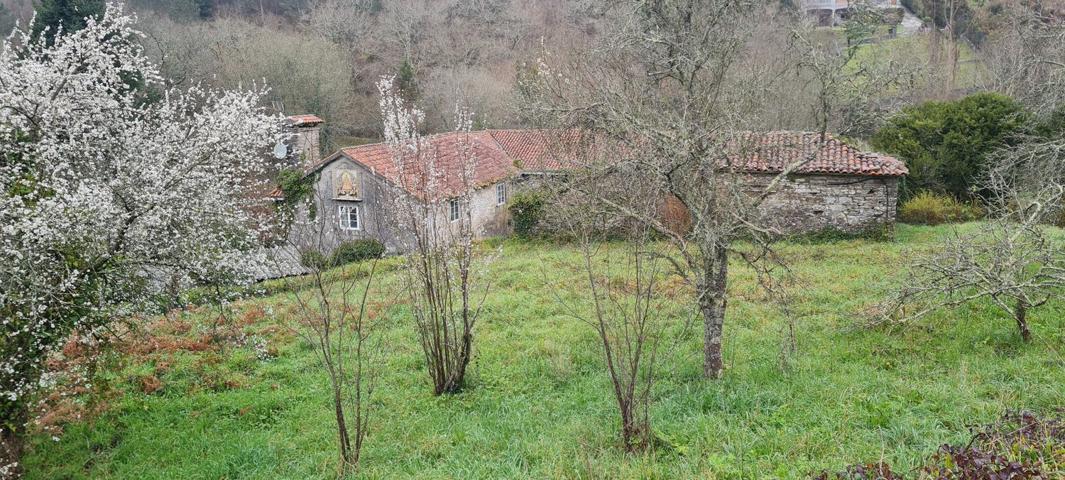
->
[23,224,1065,479]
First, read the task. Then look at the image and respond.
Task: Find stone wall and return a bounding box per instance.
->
[293,163,900,255]
[513,172,900,237]
[754,173,899,234]
[290,124,321,167]
[465,180,511,237]
[290,154,513,255]
[287,155,413,254]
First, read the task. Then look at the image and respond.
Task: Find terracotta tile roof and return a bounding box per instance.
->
[487,129,587,171]
[272,129,905,200]
[487,130,906,177]
[335,131,517,201]
[729,131,908,177]
[286,114,324,127]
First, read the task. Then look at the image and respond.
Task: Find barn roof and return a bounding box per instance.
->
[486,130,906,177]
[730,131,908,177]
[274,129,906,200]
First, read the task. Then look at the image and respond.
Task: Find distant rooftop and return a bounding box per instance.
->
[286,114,324,127]
[801,0,899,9]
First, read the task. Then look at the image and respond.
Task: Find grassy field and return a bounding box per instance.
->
[24,224,1065,479]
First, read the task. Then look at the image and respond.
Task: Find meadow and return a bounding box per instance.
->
[24,224,1065,479]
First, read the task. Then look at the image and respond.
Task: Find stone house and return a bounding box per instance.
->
[730,131,908,234]
[274,117,907,254]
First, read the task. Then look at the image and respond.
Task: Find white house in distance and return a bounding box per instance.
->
[802,0,904,26]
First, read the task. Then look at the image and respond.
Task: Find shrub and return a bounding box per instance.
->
[332,239,385,265]
[509,190,546,238]
[299,250,331,270]
[899,191,983,225]
[871,93,1028,202]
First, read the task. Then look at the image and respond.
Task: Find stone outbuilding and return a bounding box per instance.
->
[729,131,908,234]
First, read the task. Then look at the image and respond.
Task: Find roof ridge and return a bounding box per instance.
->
[485,130,519,167]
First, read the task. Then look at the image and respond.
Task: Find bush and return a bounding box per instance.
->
[871,93,1028,202]
[300,250,331,270]
[509,190,546,238]
[332,239,385,265]
[899,191,983,225]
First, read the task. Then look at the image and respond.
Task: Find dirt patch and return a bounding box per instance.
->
[139,375,163,395]
[815,411,1065,479]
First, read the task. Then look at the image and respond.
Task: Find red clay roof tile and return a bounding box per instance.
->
[286,114,324,127]
[276,129,906,200]
[336,131,516,200]
[730,131,908,177]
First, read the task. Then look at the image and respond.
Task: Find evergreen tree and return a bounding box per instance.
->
[872,93,1029,201]
[196,0,215,19]
[31,0,105,46]
[396,58,419,103]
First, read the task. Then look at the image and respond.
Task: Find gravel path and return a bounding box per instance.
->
[897,5,923,36]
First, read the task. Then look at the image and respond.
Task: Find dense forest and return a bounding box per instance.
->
[2,0,1062,153]
[1,0,616,150]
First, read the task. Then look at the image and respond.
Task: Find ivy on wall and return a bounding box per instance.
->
[277,168,317,221]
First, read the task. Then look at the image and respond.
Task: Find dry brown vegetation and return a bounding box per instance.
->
[816,411,1065,479]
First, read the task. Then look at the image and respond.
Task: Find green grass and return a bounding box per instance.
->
[24,224,1065,479]
[848,32,986,92]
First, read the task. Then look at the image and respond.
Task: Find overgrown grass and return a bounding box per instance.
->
[849,32,986,92]
[24,224,1065,479]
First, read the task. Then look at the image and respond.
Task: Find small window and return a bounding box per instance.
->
[338,205,360,231]
[449,199,461,222]
[496,183,507,205]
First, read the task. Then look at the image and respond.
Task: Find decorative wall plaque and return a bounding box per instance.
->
[333,169,360,200]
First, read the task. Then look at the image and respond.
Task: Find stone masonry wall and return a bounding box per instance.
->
[753,173,900,234]
[513,172,900,236]
[291,154,513,255]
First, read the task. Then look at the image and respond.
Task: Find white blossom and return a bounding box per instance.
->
[1,2,283,429]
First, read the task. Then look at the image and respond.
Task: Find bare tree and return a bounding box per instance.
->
[278,198,384,473]
[519,1,891,379]
[888,139,1065,342]
[139,15,362,148]
[791,3,921,138]
[979,4,1065,118]
[306,0,375,47]
[546,153,693,451]
[378,77,492,395]
[887,4,1065,339]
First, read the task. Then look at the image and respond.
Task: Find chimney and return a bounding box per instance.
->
[285,114,324,168]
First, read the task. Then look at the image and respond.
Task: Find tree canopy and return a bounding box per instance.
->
[31,0,105,45]
[0,5,281,471]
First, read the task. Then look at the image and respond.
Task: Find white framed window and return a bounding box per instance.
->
[338,204,360,230]
[449,199,461,222]
[496,183,507,205]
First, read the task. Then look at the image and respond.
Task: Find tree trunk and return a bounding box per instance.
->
[332,387,353,470]
[619,399,635,452]
[1,405,27,479]
[1015,299,1031,343]
[700,243,728,379]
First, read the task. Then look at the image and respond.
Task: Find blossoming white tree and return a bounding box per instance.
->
[0,4,282,473]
